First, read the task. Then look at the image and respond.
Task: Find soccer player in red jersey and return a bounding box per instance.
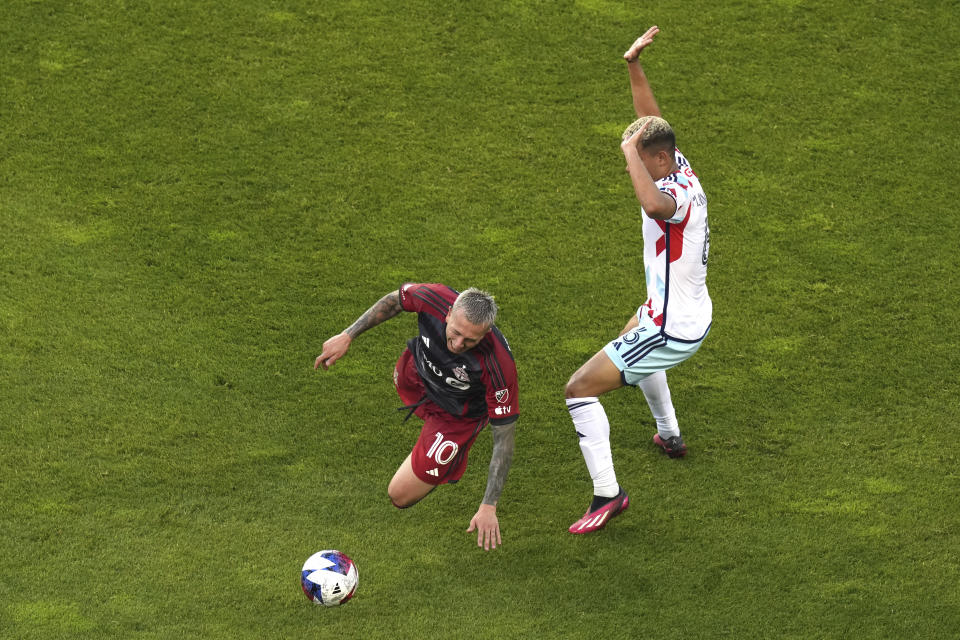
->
[316,284,519,551]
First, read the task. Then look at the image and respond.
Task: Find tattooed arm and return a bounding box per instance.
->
[314,290,404,370]
[483,420,516,506]
[466,418,516,551]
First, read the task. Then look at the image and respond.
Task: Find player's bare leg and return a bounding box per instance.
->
[387,454,434,508]
[565,349,624,400]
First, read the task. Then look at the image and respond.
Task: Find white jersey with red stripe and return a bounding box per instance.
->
[640,148,712,342]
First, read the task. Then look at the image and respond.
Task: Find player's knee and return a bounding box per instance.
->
[387,486,417,509]
[388,488,409,509]
[390,496,413,509]
[387,477,417,509]
[565,372,586,399]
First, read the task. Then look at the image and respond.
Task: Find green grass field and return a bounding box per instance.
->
[3,0,960,638]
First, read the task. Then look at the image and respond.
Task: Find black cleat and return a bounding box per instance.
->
[653,433,687,458]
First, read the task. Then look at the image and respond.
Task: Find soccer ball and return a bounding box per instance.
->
[300,550,358,606]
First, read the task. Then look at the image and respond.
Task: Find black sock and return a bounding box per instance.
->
[590,492,618,512]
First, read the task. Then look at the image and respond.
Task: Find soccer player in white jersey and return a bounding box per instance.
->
[565,25,712,534]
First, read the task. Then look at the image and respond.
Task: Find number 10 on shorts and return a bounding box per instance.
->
[426,433,459,465]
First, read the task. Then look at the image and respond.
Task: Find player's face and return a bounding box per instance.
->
[635,148,674,180]
[636,149,661,179]
[445,309,490,354]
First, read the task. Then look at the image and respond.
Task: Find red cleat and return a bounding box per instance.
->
[568,490,629,534]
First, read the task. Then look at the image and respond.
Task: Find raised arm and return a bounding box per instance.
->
[466,418,516,551]
[623,25,662,118]
[314,290,404,370]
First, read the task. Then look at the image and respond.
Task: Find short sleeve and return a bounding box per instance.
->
[398,283,421,312]
[399,283,457,324]
[657,179,692,224]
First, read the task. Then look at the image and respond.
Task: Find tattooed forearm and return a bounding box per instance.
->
[344,291,404,338]
[482,420,516,506]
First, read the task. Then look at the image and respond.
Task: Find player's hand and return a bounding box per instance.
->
[623,25,659,62]
[314,333,352,370]
[466,504,501,551]
[621,117,653,156]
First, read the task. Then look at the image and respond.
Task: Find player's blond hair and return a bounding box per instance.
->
[451,288,498,328]
[622,116,675,154]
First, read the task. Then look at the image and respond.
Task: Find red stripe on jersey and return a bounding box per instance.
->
[654,206,692,263]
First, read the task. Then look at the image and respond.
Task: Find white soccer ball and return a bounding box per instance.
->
[300,550,358,606]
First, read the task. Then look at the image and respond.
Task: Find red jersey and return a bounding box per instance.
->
[398,283,519,424]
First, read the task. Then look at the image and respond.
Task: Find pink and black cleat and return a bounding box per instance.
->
[568,489,629,534]
[653,433,687,458]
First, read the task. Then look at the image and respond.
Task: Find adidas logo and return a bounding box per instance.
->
[575,512,608,531]
[426,468,439,477]
[422,336,430,348]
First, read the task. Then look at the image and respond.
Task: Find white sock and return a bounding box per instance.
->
[638,370,680,439]
[566,397,619,498]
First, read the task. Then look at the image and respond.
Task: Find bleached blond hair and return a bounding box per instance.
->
[451,287,498,328]
[622,116,675,154]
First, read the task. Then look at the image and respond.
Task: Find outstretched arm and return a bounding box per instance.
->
[314,290,404,370]
[623,25,662,118]
[466,419,516,551]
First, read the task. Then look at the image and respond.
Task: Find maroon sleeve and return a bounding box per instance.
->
[398,283,454,318]
[481,336,520,425]
[398,283,421,312]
